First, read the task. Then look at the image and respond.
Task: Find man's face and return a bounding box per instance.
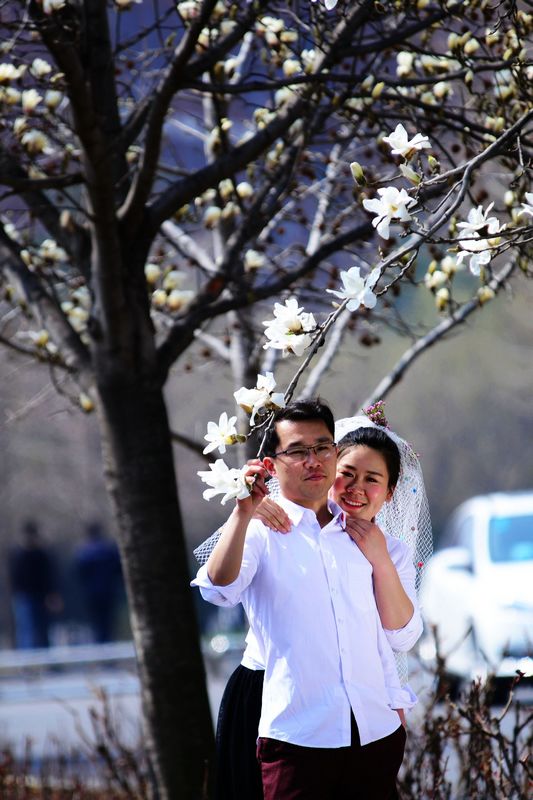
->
[263,419,337,510]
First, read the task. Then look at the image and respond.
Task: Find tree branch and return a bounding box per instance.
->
[361,260,517,408]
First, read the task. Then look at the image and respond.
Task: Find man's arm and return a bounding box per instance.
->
[206,462,269,586]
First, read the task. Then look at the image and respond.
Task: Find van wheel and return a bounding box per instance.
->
[436,672,463,701]
[486,677,513,706]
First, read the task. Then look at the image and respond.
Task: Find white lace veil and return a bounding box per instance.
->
[335,414,433,685]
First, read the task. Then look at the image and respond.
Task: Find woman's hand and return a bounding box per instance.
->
[253,496,291,533]
[344,518,389,567]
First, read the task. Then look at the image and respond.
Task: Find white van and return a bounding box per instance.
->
[419,491,533,696]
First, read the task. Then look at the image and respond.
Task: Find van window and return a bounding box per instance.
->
[488,515,533,562]
[454,515,474,553]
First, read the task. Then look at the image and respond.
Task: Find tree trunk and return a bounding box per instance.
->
[97,372,215,800]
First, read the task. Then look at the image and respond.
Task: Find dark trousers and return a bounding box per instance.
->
[215,665,264,800]
[257,715,406,800]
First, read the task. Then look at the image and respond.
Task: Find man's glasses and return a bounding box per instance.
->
[272,441,337,463]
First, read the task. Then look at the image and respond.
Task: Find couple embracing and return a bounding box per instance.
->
[193,398,431,800]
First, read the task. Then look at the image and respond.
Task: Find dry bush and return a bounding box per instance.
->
[0,670,530,799]
[399,660,532,800]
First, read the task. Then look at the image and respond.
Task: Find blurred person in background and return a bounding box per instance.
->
[8,519,63,649]
[73,521,123,643]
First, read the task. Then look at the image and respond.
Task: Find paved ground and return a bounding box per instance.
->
[0,645,240,758]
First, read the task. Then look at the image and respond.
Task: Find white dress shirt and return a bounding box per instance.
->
[193,496,421,747]
[239,533,421,709]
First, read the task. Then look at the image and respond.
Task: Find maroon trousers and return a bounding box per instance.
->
[257,716,406,800]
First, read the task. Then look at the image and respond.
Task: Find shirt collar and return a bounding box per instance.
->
[275,495,346,529]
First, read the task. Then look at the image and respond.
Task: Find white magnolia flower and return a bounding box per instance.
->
[177,1,200,20]
[0,63,25,83]
[203,412,239,455]
[396,52,415,78]
[22,89,42,114]
[162,269,185,291]
[440,255,463,276]
[362,186,416,239]
[310,0,338,9]
[167,288,194,311]
[435,287,450,311]
[197,459,251,505]
[244,250,264,271]
[30,58,52,78]
[263,327,314,357]
[424,269,448,290]
[283,59,301,78]
[2,87,21,105]
[382,124,431,158]
[72,286,91,308]
[43,0,67,12]
[456,202,503,241]
[218,179,234,200]
[262,298,316,357]
[21,129,50,154]
[326,266,380,311]
[145,263,161,284]
[39,238,67,261]
[203,205,221,228]
[519,192,533,218]
[477,285,495,304]
[151,289,167,308]
[44,89,62,110]
[25,329,49,347]
[456,202,505,274]
[234,372,285,425]
[68,306,89,332]
[236,181,253,199]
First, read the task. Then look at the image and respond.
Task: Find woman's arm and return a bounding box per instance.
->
[345,517,414,630]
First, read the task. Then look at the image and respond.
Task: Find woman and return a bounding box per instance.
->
[196,413,432,800]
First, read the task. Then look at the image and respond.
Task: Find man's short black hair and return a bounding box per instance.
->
[261,398,335,457]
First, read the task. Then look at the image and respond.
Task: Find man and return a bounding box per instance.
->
[9,520,62,649]
[193,399,407,799]
[73,521,123,643]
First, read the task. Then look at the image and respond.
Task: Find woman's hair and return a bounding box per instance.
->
[337,427,401,490]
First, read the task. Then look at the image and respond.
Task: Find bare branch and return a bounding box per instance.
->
[361,260,517,408]
[297,309,353,401]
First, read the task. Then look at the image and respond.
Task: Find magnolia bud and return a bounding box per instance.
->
[371,81,385,99]
[79,392,95,413]
[427,155,440,173]
[350,161,366,185]
[477,285,495,304]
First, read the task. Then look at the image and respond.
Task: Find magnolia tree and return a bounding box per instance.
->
[0,0,532,797]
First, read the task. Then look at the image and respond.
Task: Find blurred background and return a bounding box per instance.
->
[0,273,532,759]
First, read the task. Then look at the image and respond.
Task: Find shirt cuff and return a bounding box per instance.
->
[388,683,418,710]
[383,609,423,652]
[190,564,242,607]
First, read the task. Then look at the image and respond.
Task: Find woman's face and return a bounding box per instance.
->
[332,445,393,522]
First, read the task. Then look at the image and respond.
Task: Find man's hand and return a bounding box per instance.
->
[238,459,270,513]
